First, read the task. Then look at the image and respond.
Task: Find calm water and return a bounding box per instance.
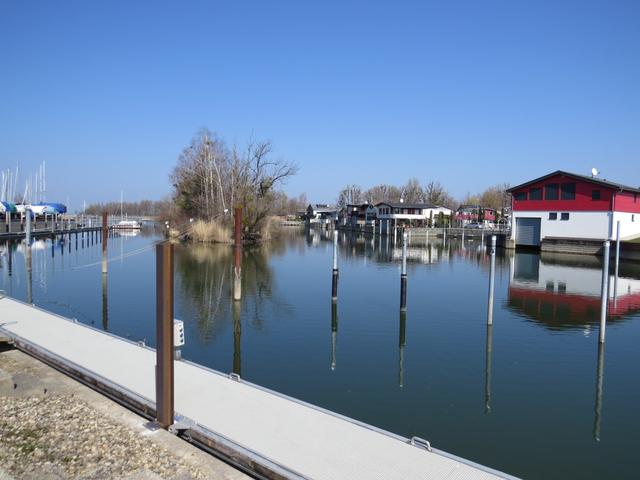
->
[1,228,640,479]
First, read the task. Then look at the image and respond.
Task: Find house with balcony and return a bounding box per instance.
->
[375,202,452,228]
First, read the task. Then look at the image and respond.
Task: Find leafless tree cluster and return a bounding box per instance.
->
[84,199,170,216]
[337,178,455,208]
[460,183,511,210]
[171,129,298,234]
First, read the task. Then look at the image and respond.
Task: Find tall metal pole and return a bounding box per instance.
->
[614,221,621,309]
[487,235,496,325]
[599,241,610,344]
[233,207,242,301]
[155,242,174,428]
[400,231,408,311]
[101,212,108,274]
[331,230,339,301]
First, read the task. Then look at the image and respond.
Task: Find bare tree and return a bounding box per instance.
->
[402,178,423,203]
[336,184,363,208]
[424,181,454,206]
[171,129,297,236]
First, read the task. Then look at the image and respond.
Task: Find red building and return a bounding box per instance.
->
[507,170,640,246]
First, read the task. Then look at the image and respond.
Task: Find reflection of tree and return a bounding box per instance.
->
[174,236,298,342]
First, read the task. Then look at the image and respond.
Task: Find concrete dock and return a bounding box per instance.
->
[0,296,516,480]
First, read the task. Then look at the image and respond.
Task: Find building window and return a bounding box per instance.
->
[592,190,601,200]
[545,183,559,200]
[561,183,576,200]
[560,212,570,220]
[530,187,543,200]
[514,191,527,201]
[549,212,558,220]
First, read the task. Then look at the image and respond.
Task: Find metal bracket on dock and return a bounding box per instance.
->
[169,414,197,436]
[409,436,432,452]
[228,372,241,381]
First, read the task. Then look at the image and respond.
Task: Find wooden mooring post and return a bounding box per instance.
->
[155,242,174,428]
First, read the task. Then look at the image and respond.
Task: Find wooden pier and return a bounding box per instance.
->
[0,296,516,480]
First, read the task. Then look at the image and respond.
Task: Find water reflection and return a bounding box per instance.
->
[398,310,406,388]
[330,302,338,371]
[507,252,640,330]
[175,239,289,343]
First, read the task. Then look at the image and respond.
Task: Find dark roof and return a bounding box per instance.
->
[507,170,640,194]
[375,202,445,209]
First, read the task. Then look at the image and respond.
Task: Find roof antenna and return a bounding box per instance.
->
[591,167,599,177]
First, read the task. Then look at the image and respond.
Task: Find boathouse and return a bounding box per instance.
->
[507,170,640,247]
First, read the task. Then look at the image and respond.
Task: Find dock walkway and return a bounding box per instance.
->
[0,297,516,480]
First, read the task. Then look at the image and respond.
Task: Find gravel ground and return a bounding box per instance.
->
[0,394,205,479]
[0,344,248,480]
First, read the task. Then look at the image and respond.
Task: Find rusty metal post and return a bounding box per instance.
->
[101,212,108,274]
[233,207,242,301]
[155,242,174,428]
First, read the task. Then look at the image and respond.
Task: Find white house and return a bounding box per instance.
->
[375,202,452,229]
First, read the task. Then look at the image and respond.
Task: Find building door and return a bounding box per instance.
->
[515,218,541,246]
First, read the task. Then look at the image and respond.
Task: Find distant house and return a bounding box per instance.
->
[507,170,640,247]
[375,202,452,227]
[305,204,338,226]
[455,205,497,227]
[342,203,377,227]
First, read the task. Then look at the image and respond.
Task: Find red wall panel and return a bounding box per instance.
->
[512,174,613,212]
[614,191,640,213]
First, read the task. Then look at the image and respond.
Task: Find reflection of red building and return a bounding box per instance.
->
[507,252,640,328]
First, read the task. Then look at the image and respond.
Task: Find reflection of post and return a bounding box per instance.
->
[102,212,108,274]
[101,273,109,331]
[233,207,242,301]
[155,242,174,429]
[599,241,610,343]
[400,232,407,311]
[484,324,493,414]
[232,301,242,376]
[26,246,33,304]
[399,310,406,388]
[331,230,339,301]
[593,342,605,441]
[331,301,338,370]
[614,221,620,308]
[7,240,12,276]
[487,235,496,325]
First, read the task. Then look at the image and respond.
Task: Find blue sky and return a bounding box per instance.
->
[1,0,638,208]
